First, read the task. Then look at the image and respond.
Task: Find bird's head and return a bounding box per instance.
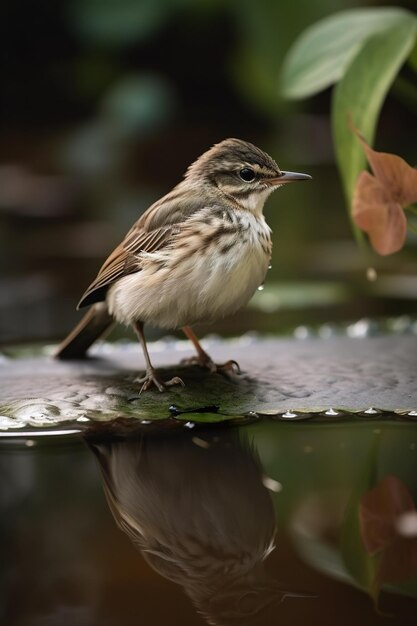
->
[186,138,311,213]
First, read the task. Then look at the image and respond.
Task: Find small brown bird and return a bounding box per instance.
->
[90,429,312,625]
[56,138,311,392]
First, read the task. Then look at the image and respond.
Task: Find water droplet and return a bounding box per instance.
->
[395,511,417,537]
[192,436,210,449]
[184,421,195,429]
[257,285,264,291]
[294,326,311,340]
[76,416,90,422]
[408,410,417,417]
[140,419,151,425]
[366,267,377,282]
[358,407,381,418]
[25,440,35,447]
[262,475,282,493]
[282,411,297,419]
[347,318,373,338]
[389,315,412,334]
[268,264,272,270]
[325,408,339,416]
[318,324,336,339]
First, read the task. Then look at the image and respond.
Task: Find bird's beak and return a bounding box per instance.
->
[268,171,312,185]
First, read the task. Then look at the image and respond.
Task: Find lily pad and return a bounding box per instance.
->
[1,335,417,432]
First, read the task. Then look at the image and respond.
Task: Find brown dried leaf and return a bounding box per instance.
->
[350,124,417,255]
[354,128,417,206]
[352,172,407,255]
[359,475,415,554]
[377,537,417,588]
[359,475,417,591]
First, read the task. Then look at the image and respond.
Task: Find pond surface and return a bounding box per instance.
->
[1,418,416,626]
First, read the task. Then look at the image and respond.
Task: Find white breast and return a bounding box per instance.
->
[107,212,271,329]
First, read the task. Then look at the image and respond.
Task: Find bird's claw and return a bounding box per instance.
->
[217,359,241,375]
[181,354,241,377]
[136,369,185,394]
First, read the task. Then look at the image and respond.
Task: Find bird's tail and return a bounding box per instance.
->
[55,303,115,360]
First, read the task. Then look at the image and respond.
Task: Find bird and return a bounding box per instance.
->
[55,138,311,392]
[89,428,313,626]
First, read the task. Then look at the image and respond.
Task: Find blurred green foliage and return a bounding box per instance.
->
[281,7,417,238]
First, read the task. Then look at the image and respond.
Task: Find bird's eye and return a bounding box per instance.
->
[239,167,256,182]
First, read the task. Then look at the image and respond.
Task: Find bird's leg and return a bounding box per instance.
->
[133,321,184,393]
[181,326,240,376]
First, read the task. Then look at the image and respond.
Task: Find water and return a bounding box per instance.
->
[1,419,416,626]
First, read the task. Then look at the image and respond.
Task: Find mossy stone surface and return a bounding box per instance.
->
[1,335,417,431]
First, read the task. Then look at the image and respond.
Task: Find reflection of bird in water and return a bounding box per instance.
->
[89,428,310,626]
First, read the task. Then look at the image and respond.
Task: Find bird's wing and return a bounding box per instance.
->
[77,188,205,308]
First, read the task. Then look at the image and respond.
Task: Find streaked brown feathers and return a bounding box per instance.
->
[77,138,281,309]
[77,187,204,308]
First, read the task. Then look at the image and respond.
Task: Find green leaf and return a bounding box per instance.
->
[332,20,417,213]
[232,0,347,113]
[408,39,417,74]
[340,438,379,601]
[281,8,413,99]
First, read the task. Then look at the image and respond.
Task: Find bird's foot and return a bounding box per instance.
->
[181,353,241,377]
[136,368,185,394]
[216,359,241,376]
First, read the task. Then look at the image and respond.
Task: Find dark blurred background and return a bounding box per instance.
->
[1,0,416,345]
